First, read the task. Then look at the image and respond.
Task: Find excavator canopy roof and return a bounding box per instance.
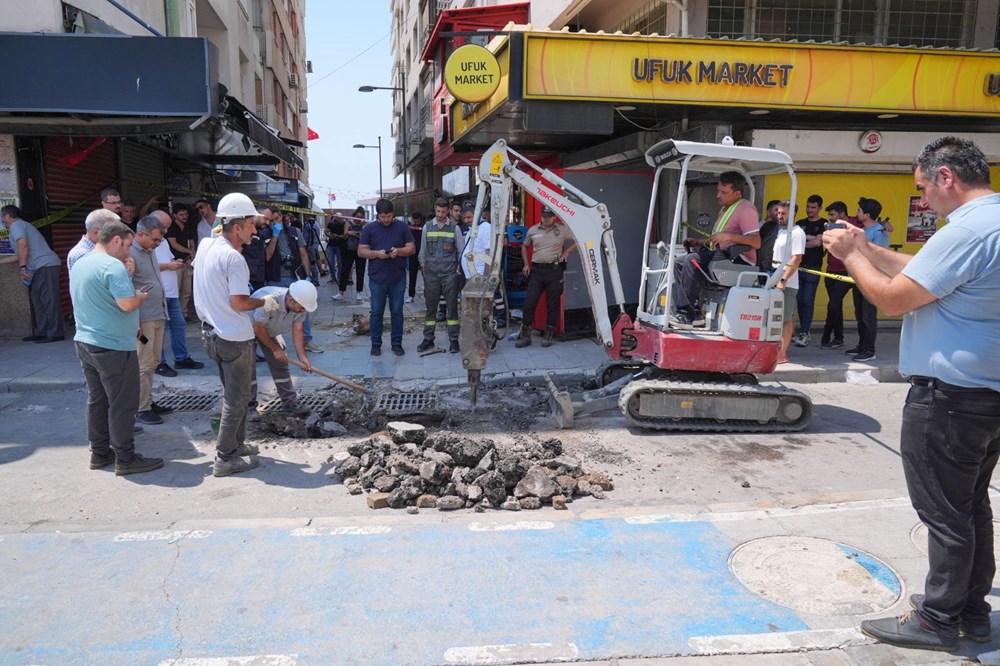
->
[645,138,794,177]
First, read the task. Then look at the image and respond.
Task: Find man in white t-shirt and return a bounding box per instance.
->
[770,201,806,364]
[193,192,280,477]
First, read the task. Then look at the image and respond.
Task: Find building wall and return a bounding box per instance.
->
[0,0,166,35]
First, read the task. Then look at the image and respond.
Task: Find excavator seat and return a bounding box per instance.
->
[707,246,759,287]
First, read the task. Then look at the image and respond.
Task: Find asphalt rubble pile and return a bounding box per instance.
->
[329,421,614,512]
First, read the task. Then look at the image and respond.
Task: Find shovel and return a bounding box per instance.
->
[286,358,370,394]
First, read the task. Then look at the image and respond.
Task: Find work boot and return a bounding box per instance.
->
[541,326,555,348]
[449,340,460,354]
[115,453,165,476]
[514,326,532,348]
[910,594,992,643]
[417,339,435,353]
[89,449,115,470]
[213,455,259,477]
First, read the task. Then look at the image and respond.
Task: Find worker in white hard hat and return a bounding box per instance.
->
[249,279,318,412]
[193,191,281,477]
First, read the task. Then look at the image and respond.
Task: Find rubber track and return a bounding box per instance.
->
[617,379,813,432]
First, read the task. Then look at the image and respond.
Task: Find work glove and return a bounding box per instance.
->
[272,221,284,234]
[261,294,280,313]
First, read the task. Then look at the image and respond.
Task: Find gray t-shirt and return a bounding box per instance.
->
[130,244,167,322]
[250,286,305,337]
[8,219,60,271]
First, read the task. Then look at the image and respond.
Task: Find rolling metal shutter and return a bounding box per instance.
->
[120,140,167,211]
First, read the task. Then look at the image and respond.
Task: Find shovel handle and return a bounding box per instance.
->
[286,358,369,394]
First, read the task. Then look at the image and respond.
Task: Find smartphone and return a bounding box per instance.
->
[826,223,846,230]
[139,284,154,293]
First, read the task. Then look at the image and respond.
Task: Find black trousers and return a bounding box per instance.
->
[521,264,563,330]
[821,275,853,344]
[902,379,1000,635]
[852,287,878,353]
[338,249,367,293]
[407,255,421,297]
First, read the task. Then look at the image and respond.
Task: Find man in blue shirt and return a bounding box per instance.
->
[845,197,890,362]
[358,199,415,356]
[825,137,1000,652]
[70,221,164,476]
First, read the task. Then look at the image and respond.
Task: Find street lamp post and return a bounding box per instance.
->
[358,69,409,219]
[352,136,383,197]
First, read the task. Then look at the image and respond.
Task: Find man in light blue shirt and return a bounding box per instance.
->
[70,221,163,477]
[825,137,1000,652]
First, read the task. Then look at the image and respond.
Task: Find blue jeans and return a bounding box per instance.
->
[161,297,193,363]
[266,278,313,342]
[902,380,1000,635]
[326,245,341,278]
[369,278,406,348]
[796,271,821,335]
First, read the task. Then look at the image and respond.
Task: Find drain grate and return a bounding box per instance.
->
[259,394,332,414]
[154,392,219,412]
[374,391,437,414]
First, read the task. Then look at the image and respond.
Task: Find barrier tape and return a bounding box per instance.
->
[121,179,319,217]
[0,183,113,241]
[680,220,856,284]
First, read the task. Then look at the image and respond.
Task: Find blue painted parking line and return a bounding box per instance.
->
[1,517,810,665]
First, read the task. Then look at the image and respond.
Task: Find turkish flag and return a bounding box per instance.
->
[307,127,320,141]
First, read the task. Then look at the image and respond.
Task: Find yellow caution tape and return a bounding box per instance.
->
[0,184,112,241]
[121,179,319,217]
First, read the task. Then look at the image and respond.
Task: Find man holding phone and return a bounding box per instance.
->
[131,212,174,426]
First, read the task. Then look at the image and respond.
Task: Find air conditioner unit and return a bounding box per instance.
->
[306,60,313,74]
[289,73,299,88]
[299,102,308,113]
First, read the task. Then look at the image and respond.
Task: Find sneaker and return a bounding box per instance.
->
[405,296,414,303]
[909,594,992,643]
[391,345,405,356]
[150,402,174,415]
[829,340,844,348]
[154,362,178,377]
[844,347,861,355]
[852,351,877,362]
[90,450,115,470]
[305,341,324,353]
[22,335,42,342]
[860,611,957,651]
[175,357,204,369]
[133,425,144,434]
[669,311,694,330]
[212,455,259,478]
[235,443,261,457]
[449,340,460,353]
[115,453,165,476]
[331,293,342,301]
[136,410,164,425]
[371,345,381,356]
[793,332,811,347]
[356,293,364,301]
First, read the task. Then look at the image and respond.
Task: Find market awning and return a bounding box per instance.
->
[221,95,304,170]
[0,32,215,135]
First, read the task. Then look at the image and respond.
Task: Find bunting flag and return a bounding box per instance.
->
[307,127,320,141]
[58,137,107,168]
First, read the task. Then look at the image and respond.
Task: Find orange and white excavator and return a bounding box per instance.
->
[459,137,812,432]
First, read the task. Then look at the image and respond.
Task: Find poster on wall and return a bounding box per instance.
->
[906,196,939,243]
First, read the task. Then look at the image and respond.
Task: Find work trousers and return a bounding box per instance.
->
[137,319,165,412]
[178,267,196,321]
[161,297,193,364]
[852,287,878,354]
[796,270,821,335]
[250,340,298,408]
[672,248,750,314]
[76,342,139,462]
[338,249,366,295]
[422,271,459,342]
[29,265,65,339]
[370,278,406,348]
[902,380,1000,636]
[522,264,564,331]
[203,330,255,462]
[821,276,853,345]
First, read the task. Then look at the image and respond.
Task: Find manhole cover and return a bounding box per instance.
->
[259,394,332,414]
[374,391,437,414]
[729,536,901,615]
[154,392,219,412]
[910,521,1000,557]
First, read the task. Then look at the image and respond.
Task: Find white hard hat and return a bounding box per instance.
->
[216,192,258,220]
[288,280,318,312]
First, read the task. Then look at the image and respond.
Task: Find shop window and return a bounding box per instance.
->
[707,0,974,48]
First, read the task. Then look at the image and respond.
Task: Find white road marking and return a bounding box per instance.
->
[468,521,555,532]
[158,655,297,666]
[444,641,578,664]
[690,628,866,654]
[113,530,212,542]
[625,496,912,525]
[290,525,391,537]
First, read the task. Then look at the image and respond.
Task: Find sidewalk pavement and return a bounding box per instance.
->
[0,275,904,394]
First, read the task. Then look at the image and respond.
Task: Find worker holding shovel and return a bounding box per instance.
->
[249,280,318,412]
